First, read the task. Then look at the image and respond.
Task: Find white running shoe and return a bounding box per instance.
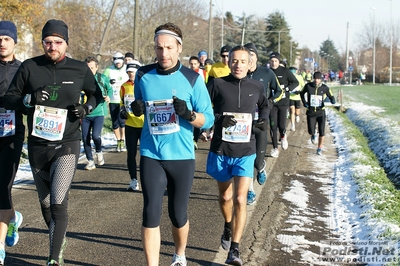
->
[96,152,105,166]
[270,148,279,158]
[295,115,300,123]
[85,160,96,170]
[281,134,288,150]
[170,253,187,266]
[127,179,139,191]
[290,124,295,131]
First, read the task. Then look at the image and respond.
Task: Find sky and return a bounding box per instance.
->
[211,0,398,53]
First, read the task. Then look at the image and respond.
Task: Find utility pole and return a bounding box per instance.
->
[241,14,246,46]
[98,0,119,61]
[133,0,140,59]
[372,7,376,84]
[389,0,393,85]
[208,0,213,61]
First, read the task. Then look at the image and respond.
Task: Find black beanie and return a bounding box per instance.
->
[244,43,258,58]
[269,52,281,61]
[313,71,323,79]
[42,19,69,44]
[220,45,232,55]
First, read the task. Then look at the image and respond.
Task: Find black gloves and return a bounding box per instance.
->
[254,118,268,131]
[110,79,116,85]
[70,103,92,119]
[172,96,191,121]
[120,106,128,119]
[31,86,50,106]
[217,115,237,128]
[130,100,144,116]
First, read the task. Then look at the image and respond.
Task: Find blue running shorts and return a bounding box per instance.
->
[206,152,256,182]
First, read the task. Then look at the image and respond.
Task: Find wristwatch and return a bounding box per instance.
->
[189,111,196,122]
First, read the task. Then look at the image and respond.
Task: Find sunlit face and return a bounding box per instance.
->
[189,59,200,70]
[199,54,207,64]
[155,34,182,70]
[249,51,257,71]
[221,52,229,65]
[0,35,16,61]
[269,58,280,70]
[42,36,67,62]
[86,61,98,75]
[127,70,137,81]
[124,57,133,64]
[229,50,251,79]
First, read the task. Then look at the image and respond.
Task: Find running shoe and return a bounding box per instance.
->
[170,253,187,266]
[247,190,256,205]
[0,248,5,265]
[47,237,67,266]
[6,211,23,247]
[96,152,105,166]
[311,135,317,144]
[290,124,295,131]
[116,140,121,152]
[295,115,300,123]
[270,148,279,158]
[281,134,288,150]
[317,148,322,155]
[47,259,60,266]
[85,160,96,170]
[127,179,139,191]
[221,227,231,251]
[225,248,242,265]
[257,160,267,185]
[120,140,127,152]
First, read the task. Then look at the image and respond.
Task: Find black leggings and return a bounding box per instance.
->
[140,156,195,228]
[269,104,288,149]
[307,111,326,136]
[253,124,268,171]
[0,136,23,209]
[29,140,80,261]
[125,126,142,180]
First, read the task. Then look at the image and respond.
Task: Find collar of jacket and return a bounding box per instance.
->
[156,60,180,75]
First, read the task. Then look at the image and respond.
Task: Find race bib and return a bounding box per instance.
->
[0,108,15,137]
[146,99,180,135]
[310,94,323,107]
[222,112,252,143]
[124,94,135,113]
[31,105,68,141]
[110,84,121,102]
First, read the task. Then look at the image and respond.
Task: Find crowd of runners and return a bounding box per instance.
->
[0,19,335,266]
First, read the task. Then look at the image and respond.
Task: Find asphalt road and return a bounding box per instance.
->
[5,109,339,266]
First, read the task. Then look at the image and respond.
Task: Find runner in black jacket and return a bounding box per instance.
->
[300,71,335,155]
[269,52,299,158]
[0,21,24,265]
[244,43,283,206]
[206,45,269,265]
[4,19,102,266]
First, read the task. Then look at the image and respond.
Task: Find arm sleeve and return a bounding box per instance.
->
[83,67,103,109]
[4,64,28,110]
[286,70,299,92]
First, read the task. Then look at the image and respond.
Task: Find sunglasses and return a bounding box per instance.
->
[221,55,229,58]
[42,40,64,47]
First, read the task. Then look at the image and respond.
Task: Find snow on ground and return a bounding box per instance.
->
[13,103,400,264]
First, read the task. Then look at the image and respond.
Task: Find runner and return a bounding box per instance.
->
[119,61,144,191]
[4,19,102,266]
[269,52,299,158]
[244,43,282,205]
[0,20,23,266]
[300,71,335,155]
[206,45,269,265]
[131,22,214,266]
[82,56,112,170]
[288,66,305,132]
